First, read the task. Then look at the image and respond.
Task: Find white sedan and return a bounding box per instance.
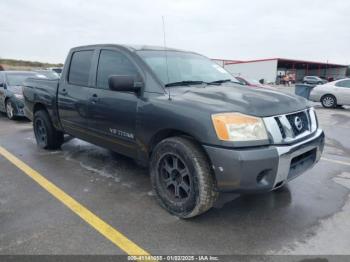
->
[309,78,350,108]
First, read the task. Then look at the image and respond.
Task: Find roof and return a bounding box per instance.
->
[71,44,189,53]
[223,58,348,67]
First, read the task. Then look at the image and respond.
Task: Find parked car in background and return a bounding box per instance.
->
[0,71,39,119]
[34,70,60,80]
[236,76,271,88]
[303,76,327,85]
[46,67,63,76]
[309,78,350,108]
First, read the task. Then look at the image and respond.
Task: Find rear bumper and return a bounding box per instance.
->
[10,98,26,117]
[24,106,33,121]
[204,129,325,193]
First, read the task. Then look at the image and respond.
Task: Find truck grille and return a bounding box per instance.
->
[285,111,310,136]
[263,108,318,144]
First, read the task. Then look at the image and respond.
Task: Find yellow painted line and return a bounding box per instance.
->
[0,146,151,257]
[322,157,350,167]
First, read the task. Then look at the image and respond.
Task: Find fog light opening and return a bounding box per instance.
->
[256,169,271,185]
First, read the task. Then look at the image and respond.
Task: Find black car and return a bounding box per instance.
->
[0,71,38,119]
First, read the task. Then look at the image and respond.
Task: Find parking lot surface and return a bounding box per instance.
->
[1,105,350,256]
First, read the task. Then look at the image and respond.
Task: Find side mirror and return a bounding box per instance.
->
[108,75,141,92]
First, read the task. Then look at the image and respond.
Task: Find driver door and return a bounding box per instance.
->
[87,49,141,158]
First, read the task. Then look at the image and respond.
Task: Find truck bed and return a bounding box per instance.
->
[23,78,59,123]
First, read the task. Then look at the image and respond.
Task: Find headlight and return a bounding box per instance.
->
[211,112,268,142]
[14,93,23,99]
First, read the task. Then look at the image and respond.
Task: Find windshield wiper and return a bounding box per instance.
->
[207,79,234,85]
[165,80,204,87]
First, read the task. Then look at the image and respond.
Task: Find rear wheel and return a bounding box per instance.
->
[150,137,218,218]
[5,100,15,120]
[33,110,64,149]
[321,94,337,108]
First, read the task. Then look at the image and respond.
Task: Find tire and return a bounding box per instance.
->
[5,99,15,120]
[150,137,218,218]
[33,110,64,150]
[321,94,337,108]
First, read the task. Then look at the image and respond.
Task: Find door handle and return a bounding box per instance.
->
[90,94,99,103]
[61,89,68,95]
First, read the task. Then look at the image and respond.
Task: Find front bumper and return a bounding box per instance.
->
[204,129,325,193]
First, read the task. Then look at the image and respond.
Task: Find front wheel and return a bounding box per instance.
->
[33,110,64,150]
[321,94,337,108]
[150,137,218,218]
[6,100,15,120]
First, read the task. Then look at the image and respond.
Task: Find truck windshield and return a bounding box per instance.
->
[137,50,236,86]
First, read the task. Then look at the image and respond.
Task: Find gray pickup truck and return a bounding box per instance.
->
[23,44,325,218]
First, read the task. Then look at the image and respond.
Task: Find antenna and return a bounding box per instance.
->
[162,16,171,100]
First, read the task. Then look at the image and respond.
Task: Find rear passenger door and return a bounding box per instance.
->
[57,49,95,138]
[335,80,350,105]
[87,48,141,158]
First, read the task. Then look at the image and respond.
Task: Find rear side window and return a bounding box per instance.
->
[336,80,350,88]
[68,50,94,86]
[96,50,138,89]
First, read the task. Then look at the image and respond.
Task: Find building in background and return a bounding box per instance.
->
[213,58,348,84]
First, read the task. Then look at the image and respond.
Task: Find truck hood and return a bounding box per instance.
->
[169,84,310,117]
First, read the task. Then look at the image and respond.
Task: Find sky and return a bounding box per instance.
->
[0,0,349,65]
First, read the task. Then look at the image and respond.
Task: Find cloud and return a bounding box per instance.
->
[0,0,349,64]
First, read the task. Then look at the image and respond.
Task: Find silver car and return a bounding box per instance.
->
[309,78,350,108]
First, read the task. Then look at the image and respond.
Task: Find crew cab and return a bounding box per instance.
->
[23,44,325,218]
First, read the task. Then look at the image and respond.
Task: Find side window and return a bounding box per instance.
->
[336,80,350,88]
[68,50,94,86]
[345,80,350,88]
[96,50,138,90]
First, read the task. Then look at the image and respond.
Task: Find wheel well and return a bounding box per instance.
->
[321,93,337,101]
[148,129,218,190]
[148,129,194,156]
[33,103,48,114]
[148,129,213,167]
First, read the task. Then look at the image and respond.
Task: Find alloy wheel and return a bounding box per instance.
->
[322,96,335,108]
[34,118,48,146]
[158,153,192,202]
[6,101,14,119]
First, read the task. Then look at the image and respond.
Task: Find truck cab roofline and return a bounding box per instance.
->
[70,44,191,53]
